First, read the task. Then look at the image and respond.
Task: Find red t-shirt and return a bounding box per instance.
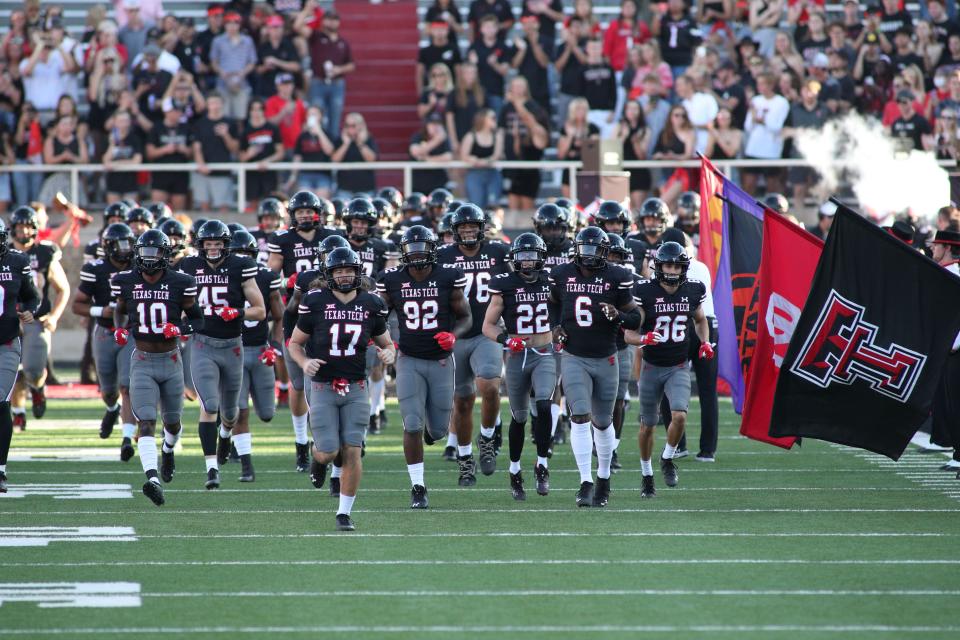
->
[602,18,651,72]
[264,95,306,150]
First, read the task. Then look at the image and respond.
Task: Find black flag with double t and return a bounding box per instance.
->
[769,202,960,460]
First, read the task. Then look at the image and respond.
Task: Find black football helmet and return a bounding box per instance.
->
[317,234,350,272]
[0,219,8,258]
[103,201,130,227]
[330,197,347,223]
[510,232,547,277]
[637,197,670,237]
[594,200,629,234]
[10,206,39,243]
[446,199,464,214]
[324,247,363,292]
[378,186,404,213]
[158,218,187,253]
[450,203,485,247]
[227,222,246,234]
[402,192,427,214]
[288,190,323,231]
[134,229,171,275]
[120,198,139,210]
[319,197,336,226]
[371,197,394,226]
[102,222,136,264]
[676,191,701,234]
[125,206,155,231]
[763,192,790,216]
[189,217,208,245]
[400,225,438,269]
[653,241,690,286]
[436,211,455,238]
[230,229,258,258]
[534,203,571,251]
[343,197,379,242]
[257,197,285,229]
[606,233,633,265]
[554,197,577,215]
[196,219,232,262]
[146,202,173,222]
[573,226,610,270]
[427,188,453,219]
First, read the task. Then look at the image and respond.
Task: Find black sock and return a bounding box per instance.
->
[145,469,159,481]
[613,399,624,439]
[240,453,252,467]
[508,418,525,463]
[534,401,553,458]
[198,421,218,456]
[333,452,343,467]
[0,401,11,466]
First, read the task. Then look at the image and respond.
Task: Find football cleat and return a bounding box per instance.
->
[443,445,457,462]
[457,455,477,487]
[673,448,689,459]
[329,477,341,497]
[160,450,175,483]
[13,412,25,432]
[142,480,164,506]
[592,477,610,507]
[477,434,497,476]
[239,459,255,482]
[30,386,46,419]
[335,513,356,531]
[0,471,7,493]
[576,481,594,507]
[276,387,289,408]
[379,409,388,429]
[228,443,240,463]
[205,468,220,490]
[493,422,503,455]
[99,406,120,439]
[534,464,549,496]
[611,449,622,471]
[368,413,381,435]
[216,434,232,466]
[410,484,429,509]
[120,438,135,462]
[310,459,327,489]
[640,474,656,498]
[695,451,716,463]
[509,471,526,501]
[295,443,309,472]
[660,457,678,487]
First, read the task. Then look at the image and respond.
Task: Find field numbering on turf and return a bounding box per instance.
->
[0,527,137,547]
[0,583,141,608]
[0,484,133,499]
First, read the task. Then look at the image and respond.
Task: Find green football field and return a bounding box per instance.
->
[1,397,959,639]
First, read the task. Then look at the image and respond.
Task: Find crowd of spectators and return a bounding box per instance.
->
[0,0,958,213]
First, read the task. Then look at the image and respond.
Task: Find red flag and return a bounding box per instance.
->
[740,212,823,448]
[698,155,724,281]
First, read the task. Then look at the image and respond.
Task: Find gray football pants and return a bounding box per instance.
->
[129,348,184,424]
[639,361,691,426]
[191,334,244,423]
[282,341,305,391]
[92,325,134,395]
[20,320,49,384]
[504,346,557,423]
[560,352,619,427]
[0,339,21,401]
[240,345,276,422]
[307,379,368,453]
[396,352,454,441]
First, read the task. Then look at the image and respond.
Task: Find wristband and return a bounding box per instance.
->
[90,306,103,318]
[238,308,246,320]
[496,331,509,345]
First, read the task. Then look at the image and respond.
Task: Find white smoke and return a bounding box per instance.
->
[794,113,950,225]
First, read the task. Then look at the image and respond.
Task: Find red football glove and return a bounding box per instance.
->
[434,331,456,351]
[506,337,526,353]
[216,307,241,322]
[332,378,350,397]
[162,322,181,339]
[259,347,279,366]
[698,342,715,360]
[114,327,129,346]
[286,273,298,290]
[639,331,666,346]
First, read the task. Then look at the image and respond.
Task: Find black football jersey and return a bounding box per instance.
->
[178,254,258,339]
[437,240,510,338]
[296,288,388,381]
[549,262,636,358]
[377,264,466,360]
[616,272,642,350]
[242,265,283,347]
[544,238,573,273]
[249,228,272,266]
[111,268,198,344]
[634,278,706,367]
[79,258,129,329]
[19,241,61,318]
[488,271,552,336]
[83,239,103,262]
[267,227,343,278]
[0,250,41,344]
[349,237,398,278]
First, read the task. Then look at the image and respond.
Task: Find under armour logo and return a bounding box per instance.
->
[355,305,363,311]
[1,266,8,272]
[594,277,604,284]
[480,254,488,260]
[681,296,688,302]
[429,281,437,287]
[161,284,169,290]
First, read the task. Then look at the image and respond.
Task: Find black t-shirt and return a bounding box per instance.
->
[548,262,635,358]
[297,288,388,381]
[716,81,748,128]
[519,0,564,55]
[191,116,237,174]
[437,240,511,338]
[178,254,259,339]
[377,264,467,360]
[418,41,462,85]
[337,138,379,193]
[500,99,550,161]
[658,14,699,67]
[931,17,960,44]
[516,39,550,107]
[409,131,452,194]
[581,63,617,110]
[111,268,198,344]
[425,4,464,40]
[468,38,514,97]
[242,122,281,162]
[891,51,925,73]
[446,91,485,140]
[488,270,552,335]
[467,0,516,38]
[132,69,173,121]
[257,39,299,96]
[634,277,706,366]
[242,265,282,347]
[798,36,830,62]
[559,122,600,161]
[294,129,334,175]
[148,123,192,163]
[890,112,932,151]
[173,38,198,74]
[878,9,913,35]
[556,39,586,95]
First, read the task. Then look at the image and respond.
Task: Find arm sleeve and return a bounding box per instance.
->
[181,300,204,335]
[18,267,41,315]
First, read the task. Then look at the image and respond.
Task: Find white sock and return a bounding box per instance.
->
[495,415,502,428]
[509,460,521,474]
[446,432,457,447]
[138,436,157,474]
[162,429,180,453]
[337,493,356,516]
[458,444,472,457]
[292,413,308,445]
[233,432,252,456]
[407,462,424,487]
[106,402,120,412]
[613,438,621,451]
[331,465,342,479]
[594,425,615,480]
[219,424,231,439]
[122,423,136,439]
[205,457,218,472]
[479,426,495,439]
[368,378,385,415]
[537,456,548,468]
[663,443,677,460]
[550,404,560,436]
[11,407,24,415]
[569,420,594,483]
[279,382,288,391]
[640,458,653,476]
[0,464,6,473]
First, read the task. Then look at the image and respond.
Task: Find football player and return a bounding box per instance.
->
[605,233,638,470]
[84,202,130,262]
[158,219,189,267]
[0,220,41,493]
[436,212,455,246]
[73,223,138,460]
[112,230,202,506]
[628,241,712,498]
[252,198,285,266]
[437,203,510,485]
[548,227,641,507]
[124,207,155,238]
[378,225,471,509]
[8,206,69,429]
[179,220,265,487]
[483,233,556,499]
[630,197,671,277]
[675,191,701,247]
[288,247,396,531]
[426,188,454,226]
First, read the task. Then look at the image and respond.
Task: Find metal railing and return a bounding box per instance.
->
[1,158,955,212]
